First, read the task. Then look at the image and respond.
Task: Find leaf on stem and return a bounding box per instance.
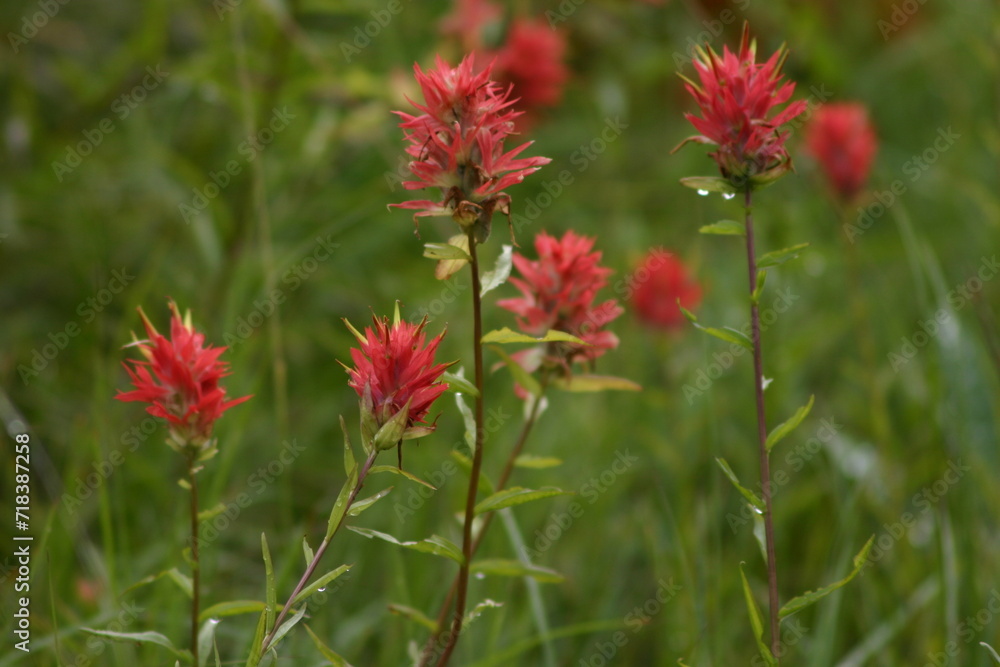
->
[80,629,191,662]
[261,533,276,635]
[778,536,875,620]
[291,564,352,605]
[432,234,471,280]
[757,243,809,268]
[680,305,752,351]
[699,219,745,236]
[369,464,436,489]
[244,609,267,667]
[302,537,314,568]
[199,600,268,623]
[442,370,480,397]
[752,269,767,304]
[715,458,763,511]
[348,488,393,516]
[481,328,586,345]
[471,559,565,583]
[513,455,563,469]
[387,603,438,632]
[473,487,570,515]
[739,564,776,667]
[197,618,219,667]
[480,244,513,296]
[680,175,739,195]
[122,567,193,599]
[304,623,354,667]
[424,241,472,262]
[265,605,307,653]
[765,395,815,453]
[347,526,465,564]
[489,345,541,396]
[550,374,642,392]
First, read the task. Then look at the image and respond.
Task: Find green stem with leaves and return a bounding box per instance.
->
[186,453,201,667]
[744,189,780,657]
[260,449,378,655]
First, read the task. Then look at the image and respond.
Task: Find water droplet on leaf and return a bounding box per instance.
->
[722,192,736,200]
[697,189,709,196]
[317,587,327,592]
[474,572,486,580]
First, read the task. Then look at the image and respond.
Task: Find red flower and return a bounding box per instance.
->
[805,102,878,202]
[390,54,550,231]
[498,230,623,366]
[629,249,702,330]
[493,18,568,114]
[116,302,251,449]
[344,315,451,443]
[676,22,808,188]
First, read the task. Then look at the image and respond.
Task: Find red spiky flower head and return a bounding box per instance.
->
[629,249,702,330]
[116,302,251,454]
[390,54,550,240]
[343,312,452,450]
[675,23,808,191]
[498,231,623,370]
[805,102,878,203]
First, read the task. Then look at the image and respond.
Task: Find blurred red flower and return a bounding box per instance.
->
[805,102,878,202]
[676,23,807,189]
[498,230,623,366]
[344,315,451,442]
[391,54,550,231]
[629,249,702,330]
[493,18,568,114]
[116,302,251,449]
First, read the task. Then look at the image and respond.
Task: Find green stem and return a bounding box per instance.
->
[435,231,487,667]
[744,189,780,658]
[260,449,378,655]
[187,455,200,667]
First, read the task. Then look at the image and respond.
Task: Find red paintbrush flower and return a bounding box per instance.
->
[343,314,452,447]
[805,102,878,203]
[498,230,623,367]
[675,22,808,189]
[493,18,568,114]
[116,302,251,451]
[390,54,550,236]
[629,249,702,330]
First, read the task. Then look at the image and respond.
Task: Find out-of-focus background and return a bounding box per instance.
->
[2,0,999,664]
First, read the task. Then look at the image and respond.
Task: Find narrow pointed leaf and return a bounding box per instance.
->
[757,243,809,268]
[752,269,767,304]
[197,503,227,523]
[199,600,267,623]
[766,395,815,453]
[715,458,763,510]
[680,175,738,194]
[340,415,357,476]
[388,603,438,632]
[680,306,752,351]
[424,242,472,261]
[473,487,570,515]
[261,533,276,635]
[471,559,565,583]
[122,567,193,599]
[369,464,436,489]
[292,564,352,605]
[80,629,190,661]
[325,471,358,541]
[244,609,267,667]
[699,219,745,236]
[303,537,314,568]
[480,244,513,296]
[740,564,776,666]
[197,619,219,667]
[481,328,586,345]
[266,604,307,651]
[347,526,465,564]
[455,391,477,451]
[779,536,875,620]
[513,455,563,469]
[304,623,353,667]
[550,374,641,392]
[442,371,480,397]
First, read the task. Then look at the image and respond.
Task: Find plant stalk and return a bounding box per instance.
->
[744,189,780,657]
[187,455,201,667]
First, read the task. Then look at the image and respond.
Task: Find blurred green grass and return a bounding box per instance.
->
[2,0,999,664]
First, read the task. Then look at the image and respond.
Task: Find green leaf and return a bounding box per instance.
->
[473,487,570,515]
[304,623,353,667]
[369,464,436,490]
[303,537,314,568]
[550,374,642,392]
[680,175,739,195]
[261,533,276,635]
[327,419,361,541]
[765,395,815,453]
[757,243,809,269]
[699,219,745,236]
[347,527,465,564]
[471,559,565,583]
[679,305,752,351]
[434,233,471,280]
[779,536,875,620]
[292,564,352,606]
[197,618,219,667]
[740,564,776,666]
[266,604,307,652]
[481,327,587,346]
[455,391,477,451]
[80,629,191,662]
[387,603,438,632]
[373,399,410,451]
[122,567,193,599]
[197,503,227,523]
[752,269,767,304]
[465,598,503,624]
[442,370,480,397]
[244,609,267,667]
[489,345,541,396]
[513,455,563,469]
[347,488,391,517]
[715,458,763,511]
[199,600,267,623]
[424,242,472,261]
[480,244,513,296]
[340,415,357,476]
[451,450,495,495]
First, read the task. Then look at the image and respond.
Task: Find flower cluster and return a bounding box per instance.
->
[805,102,878,203]
[343,315,451,447]
[499,230,623,369]
[391,54,550,233]
[116,302,251,452]
[629,249,702,330]
[676,22,807,189]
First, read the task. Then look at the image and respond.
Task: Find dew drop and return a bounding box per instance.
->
[722,192,736,200]
[209,618,221,625]
[696,189,709,196]
[752,506,763,515]
[474,572,486,580]
[317,587,327,592]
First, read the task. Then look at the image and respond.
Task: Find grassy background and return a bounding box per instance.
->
[2,0,999,664]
